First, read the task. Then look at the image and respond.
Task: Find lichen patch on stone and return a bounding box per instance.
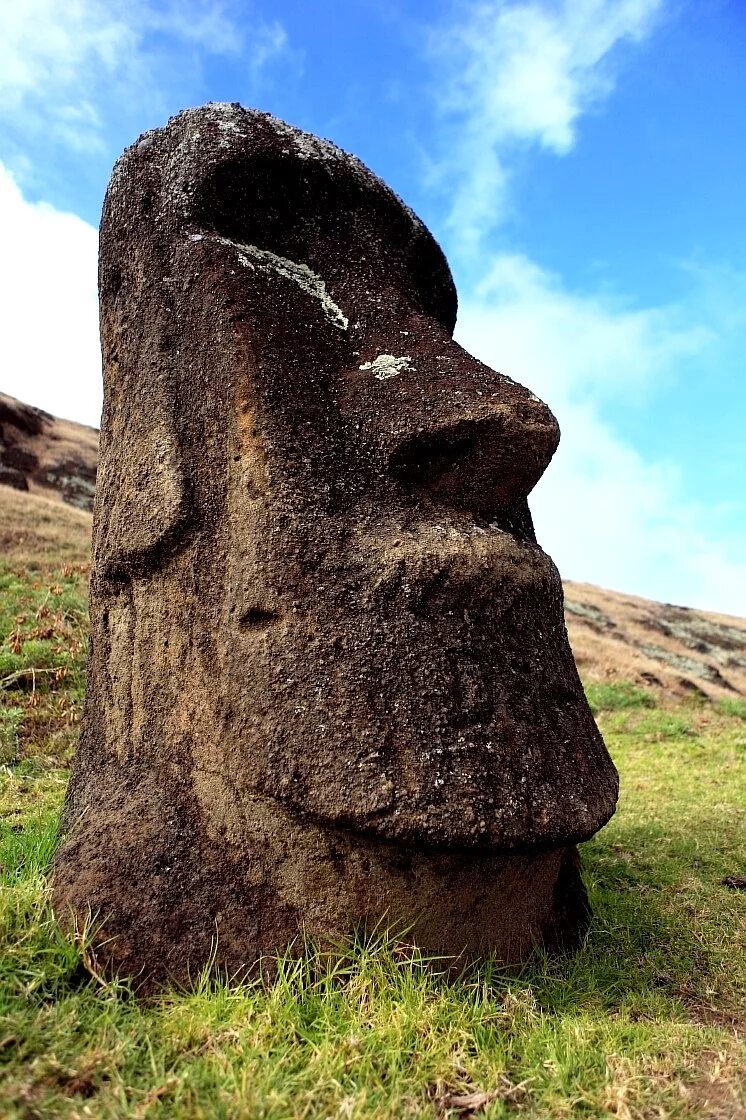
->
[267,114,345,163]
[360,354,413,381]
[201,235,349,330]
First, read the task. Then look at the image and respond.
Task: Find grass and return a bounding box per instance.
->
[0,561,87,777]
[584,680,657,716]
[1,556,745,1118]
[717,697,746,722]
[0,485,92,572]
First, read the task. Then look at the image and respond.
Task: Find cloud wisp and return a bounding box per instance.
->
[430,0,664,254]
[461,253,711,405]
[425,0,746,614]
[0,0,288,159]
[456,256,746,614]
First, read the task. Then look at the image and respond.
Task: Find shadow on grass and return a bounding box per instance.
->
[506,819,743,1023]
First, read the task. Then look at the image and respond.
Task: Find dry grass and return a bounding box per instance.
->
[565,580,746,701]
[0,486,91,570]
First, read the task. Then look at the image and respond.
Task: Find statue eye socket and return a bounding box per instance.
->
[193,153,351,260]
[192,153,456,333]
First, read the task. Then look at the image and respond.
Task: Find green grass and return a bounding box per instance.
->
[717,696,746,721]
[584,680,656,715]
[0,561,87,771]
[1,558,745,1118]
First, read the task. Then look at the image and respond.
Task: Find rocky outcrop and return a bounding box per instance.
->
[565,581,746,699]
[0,393,97,511]
[53,103,618,988]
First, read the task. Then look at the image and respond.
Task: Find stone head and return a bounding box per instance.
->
[88,102,617,854]
[52,104,620,984]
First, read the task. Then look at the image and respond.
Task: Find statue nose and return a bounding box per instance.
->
[388,396,559,518]
[364,337,560,519]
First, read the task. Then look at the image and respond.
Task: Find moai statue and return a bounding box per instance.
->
[53,104,618,988]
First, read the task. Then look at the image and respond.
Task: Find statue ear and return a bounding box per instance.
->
[94,362,192,581]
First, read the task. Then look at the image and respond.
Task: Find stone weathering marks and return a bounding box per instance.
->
[53,103,618,988]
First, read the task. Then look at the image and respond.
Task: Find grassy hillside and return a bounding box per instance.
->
[0,391,98,512]
[1,490,745,1118]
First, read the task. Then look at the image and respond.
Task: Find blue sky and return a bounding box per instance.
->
[1,0,744,613]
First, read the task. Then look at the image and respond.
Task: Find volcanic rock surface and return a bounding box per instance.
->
[52,103,619,988]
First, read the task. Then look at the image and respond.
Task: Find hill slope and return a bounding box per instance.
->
[565,581,746,700]
[0,392,97,512]
[1,391,744,700]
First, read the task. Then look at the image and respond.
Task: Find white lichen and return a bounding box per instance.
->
[199,104,248,148]
[194,234,349,331]
[266,115,342,162]
[359,354,413,381]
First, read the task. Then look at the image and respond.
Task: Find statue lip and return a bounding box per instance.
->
[357,512,559,618]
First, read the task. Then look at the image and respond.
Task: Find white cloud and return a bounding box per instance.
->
[0,2,132,106]
[456,257,746,615]
[431,0,664,252]
[0,162,101,427]
[425,2,746,615]
[0,0,288,155]
[531,408,746,616]
[462,253,711,404]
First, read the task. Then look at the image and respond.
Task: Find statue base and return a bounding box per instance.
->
[54,775,591,991]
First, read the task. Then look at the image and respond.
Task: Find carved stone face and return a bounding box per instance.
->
[86,104,616,856]
[50,104,621,986]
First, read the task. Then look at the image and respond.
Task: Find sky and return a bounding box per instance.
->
[1,0,744,614]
